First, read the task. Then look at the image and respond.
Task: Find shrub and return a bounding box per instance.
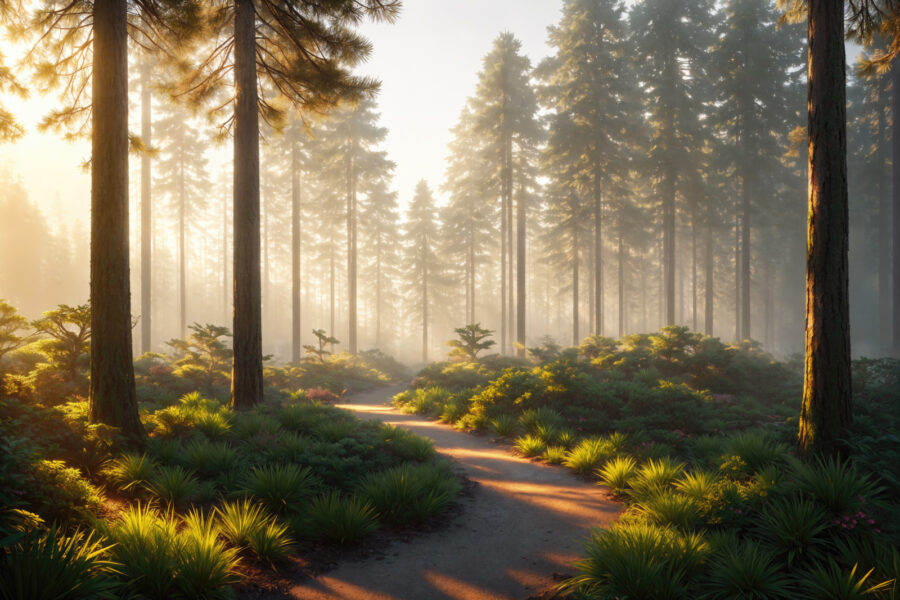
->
[490,414,519,438]
[104,452,157,493]
[795,560,892,600]
[245,520,294,565]
[756,498,829,567]
[228,414,281,442]
[314,419,356,443]
[520,407,564,435]
[182,440,240,479]
[382,425,435,462]
[673,470,717,501]
[564,438,613,474]
[701,540,793,600]
[543,446,568,464]
[215,500,272,549]
[31,460,103,521]
[567,521,708,600]
[144,466,200,507]
[723,430,789,475]
[295,492,379,545]
[0,525,118,600]
[172,523,240,599]
[598,456,638,495]
[514,434,546,458]
[358,462,460,525]
[241,464,319,514]
[629,457,684,500]
[101,504,180,600]
[790,457,883,515]
[634,492,699,531]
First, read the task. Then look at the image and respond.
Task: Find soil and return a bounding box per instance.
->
[241,385,621,600]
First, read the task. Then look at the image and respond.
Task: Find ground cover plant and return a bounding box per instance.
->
[0,309,453,598]
[393,325,900,598]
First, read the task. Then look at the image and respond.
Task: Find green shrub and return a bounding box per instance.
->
[314,419,356,443]
[629,457,684,500]
[673,470,717,501]
[172,523,240,599]
[490,414,519,437]
[795,560,892,600]
[790,457,883,515]
[214,499,272,549]
[358,462,460,525]
[101,504,181,600]
[439,399,468,424]
[241,464,319,514]
[182,440,240,479]
[543,446,568,464]
[0,525,118,600]
[598,456,638,495]
[193,411,232,440]
[634,492,699,531]
[756,498,830,567]
[382,425,435,462]
[228,414,281,442]
[32,460,103,521]
[245,520,294,565]
[724,430,789,474]
[514,434,546,458]
[104,452,157,493]
[520,407,564,434]
[564,438,613,474]
[567,521,708,600]
[701,540,793,600]
[296,492,379,545]
[144,466,200,507]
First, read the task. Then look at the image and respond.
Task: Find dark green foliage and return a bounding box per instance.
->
[241,464,319,514]
[144,466,200,507]
[295,492,380,545]
[701,540,793,600]
[0,526,118,600]
[358,462,461,526]
[757,498,830,567]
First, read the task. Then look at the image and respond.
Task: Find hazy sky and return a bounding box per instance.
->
[0,1,564,230]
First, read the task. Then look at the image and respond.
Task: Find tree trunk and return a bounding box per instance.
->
[422,258,428,363]
[572,217,580,345]
[741,172,751,341]
[618,230,625,338]
[231,0,264,410]
[139,60,152,354]
[594,172,603,336]
[734,211,741,342]
[262,177,269,326]
[892,62,900,354]
[705,214,714,335]
[348,154,358,354]
[663,164,676,326]
[877,103,890,354]
[291,136,301,363]
[799,0,852,456]
[178,140,186,339]
[691,198,697,332]
[375,247,382,348]
[88,0,143,441]
[500,172,507,354]
[516,172,526,357]
[329,244,335,351]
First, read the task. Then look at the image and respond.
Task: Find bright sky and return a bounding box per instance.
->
[0,2,564,230]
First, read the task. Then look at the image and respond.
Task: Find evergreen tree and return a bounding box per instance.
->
[360,178,400,351]
[538,0,639,339]
[177,0,399,408]
[153,102,210,339]
[630,0,715,327]
[402,181,443,363]
[468,32,541,355]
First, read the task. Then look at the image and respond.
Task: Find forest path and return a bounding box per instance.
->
[286,385,621,600]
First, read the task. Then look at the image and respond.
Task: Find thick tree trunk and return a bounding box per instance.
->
[516,174,526,357]
[291,137,301,363]
[88,0,143,441]
[348,155,358,354]
[231,0,264,409]
[892,62,900,353]
[663,164,676,326]
[741,172,751,341]
[799,0,852,456]
[594,174,603,336]
[139,60,151,354]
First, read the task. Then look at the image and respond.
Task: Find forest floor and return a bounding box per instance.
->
[275,385,621,600]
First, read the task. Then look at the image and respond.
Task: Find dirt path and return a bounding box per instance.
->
[287,386,621,600]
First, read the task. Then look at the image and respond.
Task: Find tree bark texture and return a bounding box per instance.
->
[231,0,264,409]
[799,0,852,456]
[88,0,143,441]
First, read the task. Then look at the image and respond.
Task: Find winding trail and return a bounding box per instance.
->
[288,386,621,600]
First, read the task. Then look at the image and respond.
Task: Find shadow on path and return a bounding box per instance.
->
[287,386,621,600]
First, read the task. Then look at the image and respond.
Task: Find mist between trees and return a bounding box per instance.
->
[0,0,894,367]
